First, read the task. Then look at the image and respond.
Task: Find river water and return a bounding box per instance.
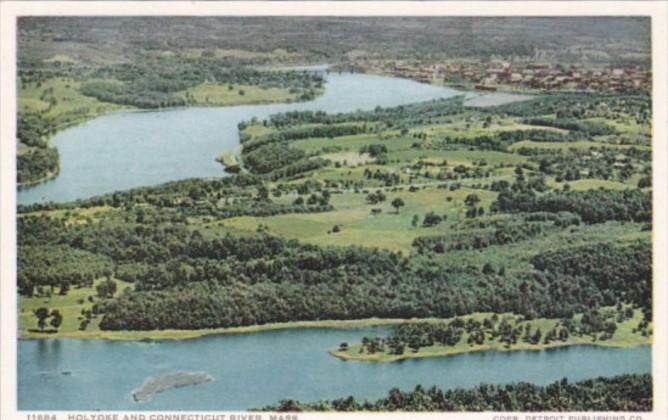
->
[18,327,650,410]
[18,72,470,205]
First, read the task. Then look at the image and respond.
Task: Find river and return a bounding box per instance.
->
[18,71,475,205]
[18,327,650,410]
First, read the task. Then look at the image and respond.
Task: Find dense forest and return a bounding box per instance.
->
[263,374,652,411]
[77,64,323,109]
[17,91,653,332]
[18,208,651,330]
[17,113,59,184]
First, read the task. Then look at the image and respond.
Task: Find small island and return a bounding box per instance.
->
[132,372,214,402]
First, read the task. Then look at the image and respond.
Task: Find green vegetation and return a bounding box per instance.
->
[183,83,321,107]
[216,152,241,173]
[15,17,655,411]
[19,313,443,341]
[332,307,650,362]
[20,278,133,337]
[17,16,649,185]
[16,19,329,184]
[18,92,652,339]
[20,17,649,65]
[77,65,322,109]
[263,374,652,411]
[17,80,127,185]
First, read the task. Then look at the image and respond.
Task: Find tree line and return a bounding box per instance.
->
[263,374,652,411]
[79,59,323,109]
[492,186,651,224]
[412,214,580,254]
[352,304,640,356]
[18,198,651,330]
[17,112,60,184]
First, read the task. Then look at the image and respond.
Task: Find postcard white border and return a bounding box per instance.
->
[1,2,667,420]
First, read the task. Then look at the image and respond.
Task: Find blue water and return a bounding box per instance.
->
[17,72,468,205]
[18,327,651,410]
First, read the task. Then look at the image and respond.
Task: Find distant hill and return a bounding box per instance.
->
[18,16,651,66]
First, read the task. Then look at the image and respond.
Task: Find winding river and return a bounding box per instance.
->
[17,71,651,410]
[18,71,472,206]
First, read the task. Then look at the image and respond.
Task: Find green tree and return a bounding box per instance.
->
[33,307,50,331]
[49,309,63,330]
[531,328,542,345]
[637,176,651,188]
[391,198,405,214]
[464,193,481,208]
[482,263,495,275]
[256,184,269,201]
[96,279,117,299]
[422,211,443,227]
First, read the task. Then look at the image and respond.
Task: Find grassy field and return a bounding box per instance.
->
[19,205,117,226]
[18,78,127,129]
[19,278,134,338]
[291,132,394,154]
[179,83,304,107]
[387,148,527,166]
[585,117,650,137]
[420,121,567,139]
[331,309,651,363]
[223,186,498,253]
[321,151,374,166]
[547,177,632,191]
[224,107,649,256]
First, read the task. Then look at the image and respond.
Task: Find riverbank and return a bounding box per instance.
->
[338,64,541,96]
[19,317,426,341]
[17,78,324,189]
[17,167,61,189]
[331,335,652,363]
[330,310,652,363]
[216,151,242,173]
[20,311,653,359]
[17,77,132,186]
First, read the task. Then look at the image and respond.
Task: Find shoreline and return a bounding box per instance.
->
[19,315,653,362]
[16,82,326,191]
[17,168,61,189]
[18,317,422,341]
[16,69,533,193]
[17,104,132,187]
[330,337,652,363]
